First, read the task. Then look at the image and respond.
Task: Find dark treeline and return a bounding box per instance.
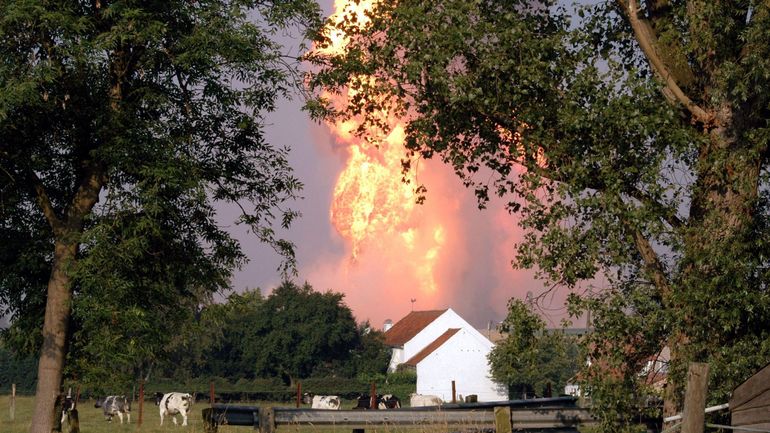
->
[155,280,392,386]
[1,281,395,397]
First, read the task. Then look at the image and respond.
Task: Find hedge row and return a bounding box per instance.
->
[35,372,418,403]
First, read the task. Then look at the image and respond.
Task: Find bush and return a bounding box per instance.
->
[0,346,38,394]
[386,370,416,385]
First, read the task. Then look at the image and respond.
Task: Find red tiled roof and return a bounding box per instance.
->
[404,328,461,366]
[383,309,447,347]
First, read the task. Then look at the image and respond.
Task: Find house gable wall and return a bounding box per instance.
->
[415,329,508,402]
[402,309,492,363]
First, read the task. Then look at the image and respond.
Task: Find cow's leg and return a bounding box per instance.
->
[60,410,67,425]
[126,412,131,424]
[182,412,188,426]
[117,411,124,424]
[159,410,165,426]
[172,415,178,425]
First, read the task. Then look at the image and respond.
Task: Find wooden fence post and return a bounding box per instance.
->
[452,380,456,403]
[138,379,144,427]
[210,381,215,407]
[370,383,377,409]
[494,406,512,433]
[10,383,15,422]
[296,382,301,408]
[202,408,218,433]
[259,407,275,433]
[682,362,710,433]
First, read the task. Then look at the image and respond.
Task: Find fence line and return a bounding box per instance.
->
[201,398,599,433]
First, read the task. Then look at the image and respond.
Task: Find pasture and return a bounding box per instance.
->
[1,395,600,433]
[0,395,426,433]
[0,395,261,433]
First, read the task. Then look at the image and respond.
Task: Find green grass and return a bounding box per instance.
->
[0,396,478,433]
[0,395,272,433]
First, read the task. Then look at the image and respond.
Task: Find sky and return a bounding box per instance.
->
[221,0,586,330]
[0,1,584,333]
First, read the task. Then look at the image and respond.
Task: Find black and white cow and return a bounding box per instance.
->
[378,394,401,409]
[409,393,442,407]
[353,394,400,409]
[60,394,75,425]
[353,394,375,409]
[94,395,131,423]
[302,393,341,409]
[155,392,193,426]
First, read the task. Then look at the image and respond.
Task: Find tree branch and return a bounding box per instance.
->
[625,188,684,229]
[63,161,107,231]
[618,0,711,124]
[29,171,65,236]
[631,226,674,299]
[478,109,685,230]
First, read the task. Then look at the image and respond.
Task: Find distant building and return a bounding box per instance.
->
[563,345,669,398]
[384,308,508,402]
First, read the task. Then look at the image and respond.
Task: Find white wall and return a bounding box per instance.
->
[564,384,581,397]
[415,329,508,402]
[387,347,404,373]
[403,309,493,362]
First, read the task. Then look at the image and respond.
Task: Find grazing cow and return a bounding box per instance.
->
[352,394,399,410]
[94,395,131,423]
[353,394,375,409]
[155,392,193,426]
[409,393,442,407]
[302,393,342,410]
[378,394,401,409]
[59,394,75,425]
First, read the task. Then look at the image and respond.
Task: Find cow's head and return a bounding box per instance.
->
[154,392,164,406]
[94,398,104,408]
[62,395,74,412]
[302,393,314,405]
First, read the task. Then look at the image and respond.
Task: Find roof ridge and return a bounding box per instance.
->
[403,328,461,366]
[383,309,448,347]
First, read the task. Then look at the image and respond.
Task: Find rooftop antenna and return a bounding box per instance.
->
[410,298,416,311]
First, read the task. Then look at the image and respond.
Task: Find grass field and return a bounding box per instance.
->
[0,395,281,433]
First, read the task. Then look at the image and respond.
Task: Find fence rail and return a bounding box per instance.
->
[201,398,601,433]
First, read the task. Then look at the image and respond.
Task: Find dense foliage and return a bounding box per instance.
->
[488,299,580,399]
[157,282,391,385]
[0,344,37,394]
[0,0,320,431]
[0,281,394,398]
[308,0,770,429]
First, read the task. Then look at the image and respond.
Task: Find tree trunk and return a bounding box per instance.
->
[662,103,762,420]
[29,241,78,433]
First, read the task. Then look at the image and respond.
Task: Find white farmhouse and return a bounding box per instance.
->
[384,308,508,402]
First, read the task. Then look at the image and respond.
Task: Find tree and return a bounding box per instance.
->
[308,0,770,428]
[488,299,579,399]
[0,343,38,394]
[244,281,359,384]
[174,288,386,382]
[0,1,320,431]
[199,288,266,380]
[350,322,391,378]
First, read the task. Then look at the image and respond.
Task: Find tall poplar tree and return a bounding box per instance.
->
[308,0,770,428]
[0,1,320,432]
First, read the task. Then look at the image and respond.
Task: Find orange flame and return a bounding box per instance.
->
[319,0,443,295]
